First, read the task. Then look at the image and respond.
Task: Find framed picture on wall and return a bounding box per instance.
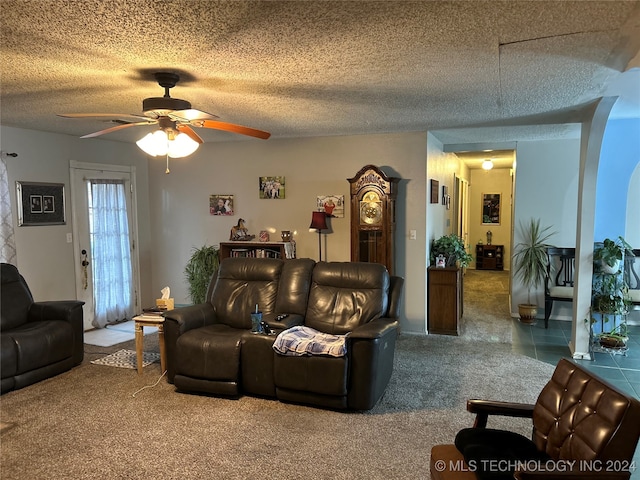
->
[430,179,439,204]
[210,195,234,215]
[16,181,66,226]
[259,176,285,199]
[482,193,501,225]
[317,195,344,217]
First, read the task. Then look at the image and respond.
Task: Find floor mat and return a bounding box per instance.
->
[90,349,160,369]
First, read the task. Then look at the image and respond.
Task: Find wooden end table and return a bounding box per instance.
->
[133,315,166,375]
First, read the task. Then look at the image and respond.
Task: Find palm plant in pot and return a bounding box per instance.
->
[512,218,556,324]
[184,245,220,304]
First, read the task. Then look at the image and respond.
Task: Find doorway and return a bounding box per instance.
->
[70,161,140,330]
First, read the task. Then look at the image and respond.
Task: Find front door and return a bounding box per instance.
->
[70,161,140,330]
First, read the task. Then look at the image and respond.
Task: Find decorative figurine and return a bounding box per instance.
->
[230,219,255,241]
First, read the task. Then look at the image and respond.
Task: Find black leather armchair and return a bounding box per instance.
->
[1,263,84,393]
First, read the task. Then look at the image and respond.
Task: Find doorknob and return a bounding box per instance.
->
[81,249,89,289]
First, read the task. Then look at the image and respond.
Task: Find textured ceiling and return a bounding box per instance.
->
[1,1,639,152]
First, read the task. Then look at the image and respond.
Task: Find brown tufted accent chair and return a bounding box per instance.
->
[430,358,640,480]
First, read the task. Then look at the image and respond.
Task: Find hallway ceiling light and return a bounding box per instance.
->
[482,159,494,170]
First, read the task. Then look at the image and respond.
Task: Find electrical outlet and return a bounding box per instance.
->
[66,233,72,243]
[410,230,417,240]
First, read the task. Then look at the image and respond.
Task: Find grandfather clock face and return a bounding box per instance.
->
[348,165,399,274]
[359,191,383,226]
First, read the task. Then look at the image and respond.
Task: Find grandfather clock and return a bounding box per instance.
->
[347,165,399,274]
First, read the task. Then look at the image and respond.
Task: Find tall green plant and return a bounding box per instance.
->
[184,245,220,304]
[512,218,556,304]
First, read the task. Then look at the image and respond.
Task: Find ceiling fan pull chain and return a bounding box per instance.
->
[165,154,170,174]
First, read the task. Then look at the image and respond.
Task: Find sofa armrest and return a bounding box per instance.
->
[349,317,398,340]
[163,303,216,333]
[163,303,216,383]
[28,301,85,365]
[467,399,535,428]
[346,318,399,410]
[29,300,85,323]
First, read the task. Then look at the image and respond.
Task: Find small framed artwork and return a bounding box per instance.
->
[430,179,439,204]
[259,176,285,199]
[317,195,344,217]
[210,195,234,216]
[482,193,501,225]
[441,185,448,205]
[16,181,66,226]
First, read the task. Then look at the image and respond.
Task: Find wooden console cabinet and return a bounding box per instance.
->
[428,267,462,336]
[219,241,296,260]
[475,244,504,270]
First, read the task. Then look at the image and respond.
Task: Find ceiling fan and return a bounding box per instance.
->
[58,72,271,147]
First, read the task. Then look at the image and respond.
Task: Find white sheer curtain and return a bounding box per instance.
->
[0,158,17,264]
[89,179,133,328]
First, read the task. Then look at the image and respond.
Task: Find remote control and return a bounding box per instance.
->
[260,321,273,335]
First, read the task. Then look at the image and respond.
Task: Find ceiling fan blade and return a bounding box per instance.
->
[80,121,157,139]
[176,124,203,144]
[58,113,151,122]
[198,120,271,140]
[169,108,219,122]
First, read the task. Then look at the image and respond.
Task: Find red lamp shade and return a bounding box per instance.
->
[309,211,328,231]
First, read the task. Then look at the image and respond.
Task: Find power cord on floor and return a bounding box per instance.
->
[132,370,167,397]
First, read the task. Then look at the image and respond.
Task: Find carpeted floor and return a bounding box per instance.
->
[0,333,553,480]
[459,269,512,343]
[1,271,558,479]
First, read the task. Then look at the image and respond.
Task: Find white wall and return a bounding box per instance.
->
[511,137,581,318]
[2,125,429,333]
[1,126,152,304]
[146,131,429,334]
[425,133,468,252]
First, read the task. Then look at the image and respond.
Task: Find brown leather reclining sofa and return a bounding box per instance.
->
[164,257,404,410]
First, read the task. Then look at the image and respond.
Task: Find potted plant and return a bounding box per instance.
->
[591,272,631,315]
[593,236,633,274]
[512,218,556,324]
[430,234,473,268]
[184,245,220,304]
[596,322,629,349]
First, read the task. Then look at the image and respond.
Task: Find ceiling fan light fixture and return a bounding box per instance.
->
[136,130,199,158]
[482,159,494,170]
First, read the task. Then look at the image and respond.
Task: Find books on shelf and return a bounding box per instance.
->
[230,248,281,259]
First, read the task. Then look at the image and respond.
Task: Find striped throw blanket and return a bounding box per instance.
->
[272,326,347,357]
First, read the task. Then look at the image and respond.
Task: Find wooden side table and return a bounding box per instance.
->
[133,315,166,375]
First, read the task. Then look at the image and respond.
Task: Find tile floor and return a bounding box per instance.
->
[511,318,640,399]
[512,318,640,474]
